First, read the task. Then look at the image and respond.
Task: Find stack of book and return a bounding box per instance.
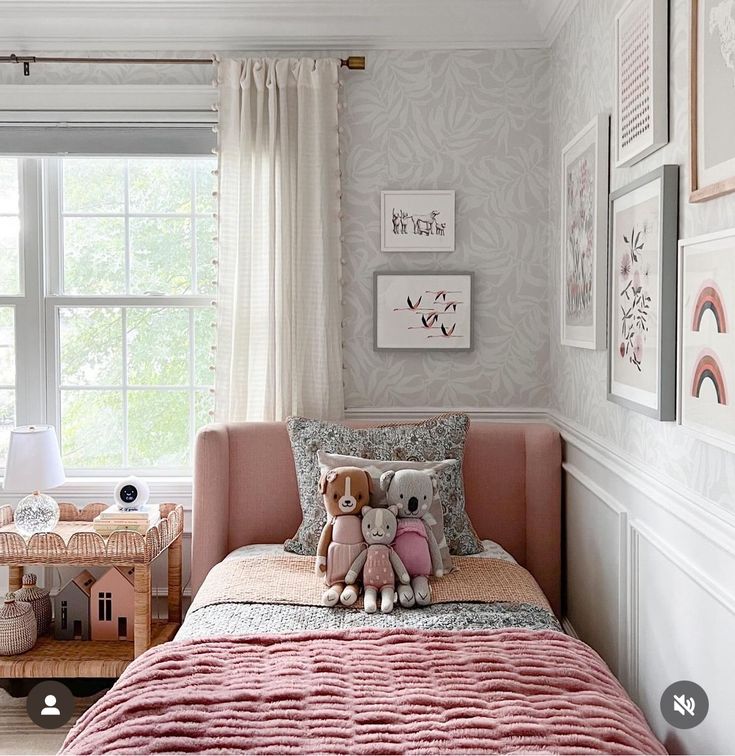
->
[92,505,160,537]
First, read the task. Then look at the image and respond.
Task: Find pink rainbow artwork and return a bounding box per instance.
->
[691,281,728,334]
[691,350,728,406]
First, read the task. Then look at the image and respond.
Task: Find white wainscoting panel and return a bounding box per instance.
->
[559,416,735,754]
[564,469,626,678]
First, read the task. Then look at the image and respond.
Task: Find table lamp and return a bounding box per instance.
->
[3,425,66,537]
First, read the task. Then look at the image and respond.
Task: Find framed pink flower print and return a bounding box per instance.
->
[608,165,679,420]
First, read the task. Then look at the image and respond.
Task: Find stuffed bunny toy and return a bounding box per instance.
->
[316,467,371,607]
[380,469,443,607]
[345,505,409,614]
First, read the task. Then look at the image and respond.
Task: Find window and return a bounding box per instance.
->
[60,600,68,630]
[0,158,20,464]
[99,591,112,622]
[0,156,217,473]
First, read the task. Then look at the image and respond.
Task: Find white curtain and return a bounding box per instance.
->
[215,58,345,422]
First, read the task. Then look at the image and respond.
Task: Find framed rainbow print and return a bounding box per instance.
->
[678,229,735,452]
[607,165,679,420]
[614,0,669,167]
[560,114,610,350]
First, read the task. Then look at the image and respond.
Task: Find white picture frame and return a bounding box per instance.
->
[380,190,455,252]
[560,114,610,350]
[374,272,473,351]
[607,165,679,420]
[677,229,735,453]
[614,0,669,168]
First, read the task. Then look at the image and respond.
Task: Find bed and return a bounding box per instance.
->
[61,421,665,755]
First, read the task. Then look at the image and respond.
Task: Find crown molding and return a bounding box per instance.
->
[0,0,574,52]
[523,0,580,45]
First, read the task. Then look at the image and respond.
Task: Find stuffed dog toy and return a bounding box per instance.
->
[380,469,443,607]
[345,505,409,613]
[316,466,371,607]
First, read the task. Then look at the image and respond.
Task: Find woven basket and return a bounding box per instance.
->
[13,574,52,636]
[0,594,37,655]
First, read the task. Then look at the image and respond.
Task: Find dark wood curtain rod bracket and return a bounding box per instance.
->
[0,53,366,76]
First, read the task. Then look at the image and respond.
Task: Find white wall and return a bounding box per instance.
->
[549,1,735,752]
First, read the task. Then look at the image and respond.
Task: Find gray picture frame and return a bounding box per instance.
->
[373,271,474,352]
[607,164,679,420]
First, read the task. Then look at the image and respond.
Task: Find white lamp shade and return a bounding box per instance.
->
[3,425,66,493]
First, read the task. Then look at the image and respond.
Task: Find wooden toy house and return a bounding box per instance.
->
[54,570,96,640]
[90,566,135,641]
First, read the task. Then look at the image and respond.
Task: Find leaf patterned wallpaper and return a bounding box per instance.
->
[340,50,551,410]
[549,0,735,510]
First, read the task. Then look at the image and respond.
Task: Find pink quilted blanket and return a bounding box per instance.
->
[61,629,665,755]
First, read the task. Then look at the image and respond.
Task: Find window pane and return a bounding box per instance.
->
[195,216,217,295]
[63,159,125,213]
[128,390,188,467]
[60,308,122,386]
[0,308,14,386]
[0,158,19,214]
[194,308,215,386]
[129,218,191,294]
[0,216,20,295]
[195,160,216,215]
[63,217,125,295]
[61,390,124,468]
[127,308,189,386]
[195,389,214,431]
[0,389,14,467]
[129,159,192,214]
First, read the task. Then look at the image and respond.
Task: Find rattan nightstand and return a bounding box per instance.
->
[0,501,183,678]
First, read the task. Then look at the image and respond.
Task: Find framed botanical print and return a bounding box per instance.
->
[374,272,472,351]
[607,165,679,419]
[614,0,669,167]
[678,229,735,452]
[561,114,609,350]
[380,191,455,252]
[691,0,735,202]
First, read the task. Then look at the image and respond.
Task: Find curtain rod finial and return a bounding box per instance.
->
[341,56,365,71]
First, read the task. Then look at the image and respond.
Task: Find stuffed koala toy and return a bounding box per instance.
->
[380,469,443,607]
[316,466,371,607]
[345,506,409,614]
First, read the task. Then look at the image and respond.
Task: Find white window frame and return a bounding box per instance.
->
[1,155,216,478]
[0,158,46,439]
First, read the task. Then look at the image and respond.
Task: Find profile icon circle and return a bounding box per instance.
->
[27,681,75,729]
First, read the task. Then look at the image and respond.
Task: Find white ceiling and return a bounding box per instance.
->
[0,0,579,52]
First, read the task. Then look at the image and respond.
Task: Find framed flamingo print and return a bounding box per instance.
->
[560,114,610,350]
[678,229,735,452]
[607,165,679,420]
[373,272,473,351]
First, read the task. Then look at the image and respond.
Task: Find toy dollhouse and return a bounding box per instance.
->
[54,570,96,640]
[90,566,135,641]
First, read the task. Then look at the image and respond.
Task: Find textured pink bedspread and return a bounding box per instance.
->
[61,629,665,755]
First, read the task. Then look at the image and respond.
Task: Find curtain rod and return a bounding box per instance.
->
[1,53,366,77]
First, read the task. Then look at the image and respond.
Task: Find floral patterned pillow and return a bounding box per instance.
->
[285,413,482,557]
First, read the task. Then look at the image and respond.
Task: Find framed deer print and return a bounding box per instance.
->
[607,165,679,420]
[374,272,473,351]
[561,114,610,350]
[678,229,735,452]
[691,0,735,202]
[380,191,455,252]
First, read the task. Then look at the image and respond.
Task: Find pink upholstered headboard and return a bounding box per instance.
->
[192,421,562,616]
